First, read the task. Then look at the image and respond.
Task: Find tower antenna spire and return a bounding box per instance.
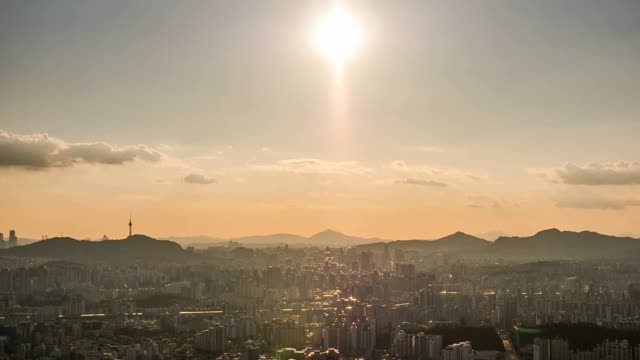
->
[129,213,133,238]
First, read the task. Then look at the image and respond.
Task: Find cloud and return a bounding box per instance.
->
[184,173,217,185]
[556,162,640,186]
[0,130,163,169]
[391,160,409,171]
[555,194,640,210]
[249,158,372,175]
[390,160,487,183]
[395,178,447,188]
[58,143,161,164]
[466,195,519,209]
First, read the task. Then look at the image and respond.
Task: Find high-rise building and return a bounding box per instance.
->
[396,263,416,278]
[270,320,305,348]
[275,348,307,360]
[320,319,375,356]
[194,325,226,354]
[246,345,260,360]
[499,298,518,330]
[391,331,441,360]
[442,341,474,360]
[629,284,640,303]
[8,230,17,247]
[359,251,373,272]
[63,295,86,317]
[264,266,283,288]
[533,338,635,360]
[223,316,256,339]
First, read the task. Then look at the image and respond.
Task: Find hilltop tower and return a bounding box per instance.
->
[128,216,132,238]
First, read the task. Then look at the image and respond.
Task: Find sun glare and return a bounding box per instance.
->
[315,7,360,67]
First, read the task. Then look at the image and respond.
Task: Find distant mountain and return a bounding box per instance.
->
[164,233,309,248]
[0,234,195,263]
[356,229,640,261]
[490,228,640,260]
[475,231,511,241]
[357,231,491,253]
[154,228,640,262]
[235,233,308,245]
[617,232,639,238]
[309,229,385,246]
[166,235,227,246]
[164,229,387,248]
[309,229,347,241]
[430,231,492,250]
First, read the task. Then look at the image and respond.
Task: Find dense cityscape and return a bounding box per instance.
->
[0,224,639,360]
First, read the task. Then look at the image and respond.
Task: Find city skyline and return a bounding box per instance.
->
[3,223,640,245]
[2,0,640,239]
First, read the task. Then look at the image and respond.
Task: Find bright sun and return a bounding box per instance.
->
[315,7,360,66]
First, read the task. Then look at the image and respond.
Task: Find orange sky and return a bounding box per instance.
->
[1,1,640,240]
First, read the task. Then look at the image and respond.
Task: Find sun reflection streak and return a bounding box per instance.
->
[315,4,360,144]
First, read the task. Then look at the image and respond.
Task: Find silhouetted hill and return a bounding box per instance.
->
[156,228,640,262]
[171,233,310,248]
[310,229,347,241]
[357,232,490,253]
[430,231,492,250]
[176,229,387,248]
[490,229,640,260]
[475,231,511,241]
[354,229,640,261]
[310,229,385,246]
[0,234,194,263]
[166,235,226,247]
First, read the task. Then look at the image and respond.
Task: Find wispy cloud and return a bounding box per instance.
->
[391,160,409,171]
[249,158,372,175]
[395,178,447,188]
[184,173,217,185]
[466,195,519,209]
[554,191,640,210]
[556,162,640,186]
[390,160,487,183]
[0,130,163,169]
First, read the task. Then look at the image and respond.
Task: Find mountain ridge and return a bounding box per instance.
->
[0,234,195,263]
[8,229,639,263]
[356,231,491,253]
[353,228,640,261]
[490,228,640,260]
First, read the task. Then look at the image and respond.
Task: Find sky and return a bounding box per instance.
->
[1,0,639,240]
